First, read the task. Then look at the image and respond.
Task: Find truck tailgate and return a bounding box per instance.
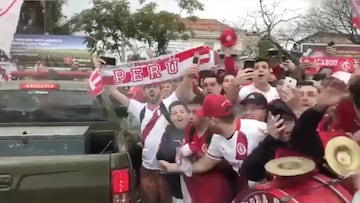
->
[0,154,112,203]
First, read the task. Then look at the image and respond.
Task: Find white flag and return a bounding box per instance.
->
[0,0,24,58]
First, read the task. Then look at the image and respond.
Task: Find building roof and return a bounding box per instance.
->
[180,18,232,31]
[296,31,354,44]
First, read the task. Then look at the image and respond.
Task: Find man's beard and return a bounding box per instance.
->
[147,94,161,104]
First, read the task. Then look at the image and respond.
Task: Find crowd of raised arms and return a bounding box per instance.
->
[103,42,360,203]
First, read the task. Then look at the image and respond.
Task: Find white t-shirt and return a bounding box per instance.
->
[206,119,267,173]
[127,92,178,170]
[239,84,279,102]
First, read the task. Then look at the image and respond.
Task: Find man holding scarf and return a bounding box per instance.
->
[107,65,197,203]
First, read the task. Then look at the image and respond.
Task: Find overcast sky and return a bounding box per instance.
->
[62,0,313,25]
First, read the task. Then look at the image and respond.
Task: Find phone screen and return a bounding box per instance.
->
[193,56,199,64]
[244,60,255,69]
[193,51,199,64]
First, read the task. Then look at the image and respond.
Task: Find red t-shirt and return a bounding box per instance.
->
[317,116,351,148]
[275,148,305,158]
[272,64,283,79]
[334,99,359,133]
[183,125,233,203]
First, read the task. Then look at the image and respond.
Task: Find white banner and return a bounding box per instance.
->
[99,46,218,87]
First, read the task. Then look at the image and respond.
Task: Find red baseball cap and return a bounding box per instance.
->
[195,94,234,118]
[220,29,237,48]
[128,86,145,102]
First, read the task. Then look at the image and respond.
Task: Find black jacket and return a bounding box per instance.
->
[156,125,186,199]
[242,108,326,181]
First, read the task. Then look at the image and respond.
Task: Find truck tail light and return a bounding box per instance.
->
[112,169,130,203]
[19,83,60,90]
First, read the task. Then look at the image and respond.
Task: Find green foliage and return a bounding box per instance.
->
[71,0,187,60]
[70,0,136,61]
[139,0,204,16]
[133,3,185,55]
[16,0,72,34]
[177,0,204,16]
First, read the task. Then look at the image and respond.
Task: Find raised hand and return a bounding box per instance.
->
[278,86,301,111]
[186,65,200,77]
[234,68,254,86]
[317,77,348,108]
[267,114,286,140]
[283,60,296,71]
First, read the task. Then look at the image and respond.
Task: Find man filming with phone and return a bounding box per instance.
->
[227,57,280,103]
[242,77,348,182]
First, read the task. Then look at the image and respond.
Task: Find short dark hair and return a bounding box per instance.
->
[188,94,204,105]
[169,101,189,113]
[218,113,235,124]
[201,71,222,85]
[297,81,314,87]
[255,57,269,64]
[297,81,320,92]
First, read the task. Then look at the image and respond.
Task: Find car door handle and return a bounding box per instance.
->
[0,174,12,187]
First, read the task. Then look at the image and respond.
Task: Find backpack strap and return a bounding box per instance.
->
[189,126,196,142]
[159,102,172,125]
[139,107,146,123]
[205,129,212,145]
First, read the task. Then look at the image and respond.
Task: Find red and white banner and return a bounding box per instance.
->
[89,68,104,96]
[99,46,218,87]
[0,0,24,58]
[300,57,355,75]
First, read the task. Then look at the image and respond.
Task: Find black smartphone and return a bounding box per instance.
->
[244,60,255,69]
[100,56,116,65]
[193,56,199,64]
[193,51,200,64]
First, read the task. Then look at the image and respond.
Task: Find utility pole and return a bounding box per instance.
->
[41,0,47,34]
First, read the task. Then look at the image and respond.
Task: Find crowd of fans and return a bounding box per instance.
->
[106,42,360,203]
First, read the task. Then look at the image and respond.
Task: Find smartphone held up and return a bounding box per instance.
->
[244,60,255,69]
[243,59,255,81]
[284,77,297,89]
[193,52,199,64]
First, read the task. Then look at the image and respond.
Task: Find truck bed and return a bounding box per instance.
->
[0,153,133,203]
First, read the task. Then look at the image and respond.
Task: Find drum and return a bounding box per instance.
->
[240,173,353,203]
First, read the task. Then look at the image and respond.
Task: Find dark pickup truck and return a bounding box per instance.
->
[0,79,141,203]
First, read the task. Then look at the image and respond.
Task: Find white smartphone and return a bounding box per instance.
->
[331,71,352,85]
[284,76,298,89]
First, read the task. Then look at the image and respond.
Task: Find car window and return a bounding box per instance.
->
[108,94,141,134]
[0,90,106,122]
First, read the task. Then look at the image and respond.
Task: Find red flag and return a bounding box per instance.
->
[89,68,104,96]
